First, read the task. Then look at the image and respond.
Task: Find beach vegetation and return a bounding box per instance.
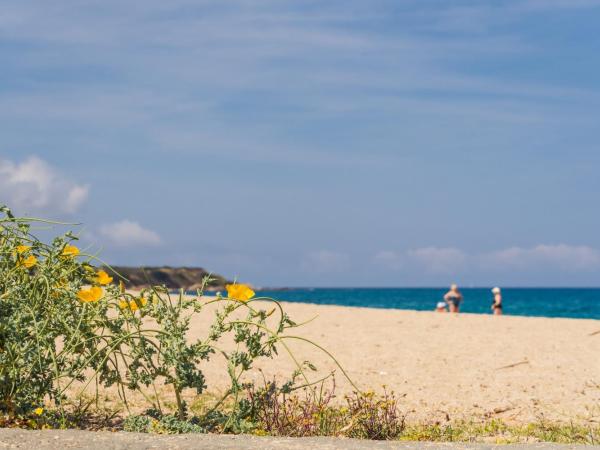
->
[116,384,599,444]
[399,419,598,444]
[246,379,404,439]
[1,204,598,445]
[0,205,348,431]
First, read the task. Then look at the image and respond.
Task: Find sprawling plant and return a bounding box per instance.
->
[0,206,119,414]
[100,284,303,428]
[0,205,346,429]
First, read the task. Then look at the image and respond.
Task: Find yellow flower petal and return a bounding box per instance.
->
[77,286,103,303]
[118,297,145,311]
[226,283,255,302]
[94,270,113,285]
[16,245,31,254]
[34,407,44,416]
[61,244,80,257]
[17,255,37,269]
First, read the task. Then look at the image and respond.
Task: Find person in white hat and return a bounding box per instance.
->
[491,287,502,315]
[443,283,463,313]
[435,301,447,313]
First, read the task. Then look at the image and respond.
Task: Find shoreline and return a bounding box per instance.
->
[270,299,600,322]
[204,294,600,322]
[245,287,600,321]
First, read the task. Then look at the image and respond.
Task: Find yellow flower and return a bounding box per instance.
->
[118,297,145,311]
[226,283,255,302]
[16,245,31,254]
[61,244,80,257]
[33,407,44,416]
[18,255,37,269]
[77,286,103,303]
[94,270,113,285]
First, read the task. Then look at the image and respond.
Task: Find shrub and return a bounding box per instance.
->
[0,205,347,432]
[248,378,342,437]
[344,389,404,440]
[98,283,303,430]
[247,379,405,439]
[123,413,205,434]
[0,206,120,415]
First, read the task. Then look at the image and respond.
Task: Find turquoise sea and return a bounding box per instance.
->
[254,288,600,320]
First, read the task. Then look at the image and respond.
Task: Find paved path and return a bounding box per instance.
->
[0,430,597,450]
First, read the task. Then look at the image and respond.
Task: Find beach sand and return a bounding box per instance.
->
[185,300,600,426]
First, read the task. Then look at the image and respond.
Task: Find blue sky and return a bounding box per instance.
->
[2,0,600,286]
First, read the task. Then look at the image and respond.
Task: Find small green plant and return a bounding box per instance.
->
[0,206,120,415]
[0,205,351,432]
[247,379,405,439]
[344,389,404,440]
[98,283,310,431]
[399,420,599,444]
[123,413,205,434]
[247,378,343,437]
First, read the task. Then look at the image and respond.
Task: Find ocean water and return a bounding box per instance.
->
[253,288,600,320]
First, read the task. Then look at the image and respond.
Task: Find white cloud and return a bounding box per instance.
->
[374,247,467,274]
[302,250,349,273]
[99,220,161,247]
[377,244,600,275]
[0,155,89,214]
[373,250,404,270]
[483,244,600,271]
[407,247,467,274]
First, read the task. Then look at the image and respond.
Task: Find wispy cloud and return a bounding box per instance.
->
[0,155,88,215]
[375,244,600,275]
[99,220,162,247]
[375,247,468,275]
[302,250,350,273]
[407,247,467,274]
[373,250,404,271]
[482,244,600,271]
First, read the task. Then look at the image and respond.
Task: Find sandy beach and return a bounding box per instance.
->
[183,300,600,426]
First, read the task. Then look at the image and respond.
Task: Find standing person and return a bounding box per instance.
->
[444,283,463,313]
[491,287,503,315]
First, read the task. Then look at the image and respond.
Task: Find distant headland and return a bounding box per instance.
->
[106,266,231,291]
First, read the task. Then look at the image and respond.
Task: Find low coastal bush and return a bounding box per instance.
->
[247,380,405,439]
[399,420,599,445]
[120,385,599,444]
[122,413,205,434]
[0,205,346,431]
[0,206,120,415]
[122,380,405,438]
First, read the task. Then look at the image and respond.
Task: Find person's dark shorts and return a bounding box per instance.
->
[448,298,461,307]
